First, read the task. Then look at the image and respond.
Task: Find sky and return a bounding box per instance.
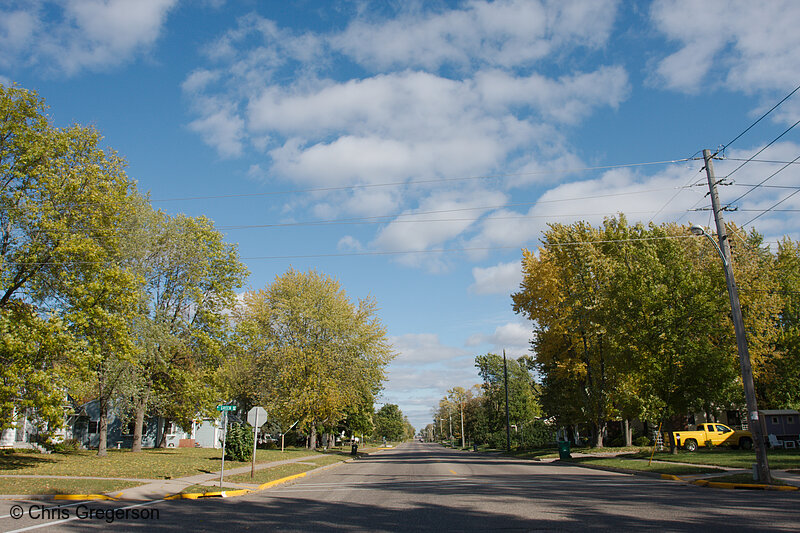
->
[2,0,799,432]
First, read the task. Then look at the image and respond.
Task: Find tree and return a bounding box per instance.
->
[126,212,247,451]
[474,353,540,444]
[230,268,393,449]
[761,237,800,409]
[512,217,781,449]
[373,404,405,442]
[0,84,144,448]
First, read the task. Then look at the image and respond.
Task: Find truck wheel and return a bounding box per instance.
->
[684,439,698,452]
[739,437,753,450]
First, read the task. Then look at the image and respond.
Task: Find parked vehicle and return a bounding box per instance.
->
[670,423,753,452]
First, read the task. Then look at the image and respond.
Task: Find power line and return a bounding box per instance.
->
[148,158,692,204]
[724,118,800,180]
[217,210,680,231]
[724,153,800,208]
[717,81,800,156]
[4,234,697,265]
[743,188,800,226]
[5,187,691,235]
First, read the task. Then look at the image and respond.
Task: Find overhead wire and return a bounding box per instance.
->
[743,189,800,227]
[724,153,800,207]
[4,234,699,265]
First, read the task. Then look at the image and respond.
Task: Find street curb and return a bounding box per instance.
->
[163,457,355,501]
[692,479,799,491]
[556,460,799,492]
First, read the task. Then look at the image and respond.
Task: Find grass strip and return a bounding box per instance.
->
[226,462,317,484]
[0,447,319,479]
[0,477,141,495]
[629,449,800,470]
[566,456,725,475]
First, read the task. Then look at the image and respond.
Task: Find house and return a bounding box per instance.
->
[758,409,800,448]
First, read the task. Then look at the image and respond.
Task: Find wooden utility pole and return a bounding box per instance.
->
[702,149,772,483]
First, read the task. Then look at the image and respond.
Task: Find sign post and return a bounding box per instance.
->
[217,404,237,489]
[247,407,267,479]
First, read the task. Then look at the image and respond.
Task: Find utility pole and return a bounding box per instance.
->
[448,409,453,447]
[504,350,511,452]
[460,397,465,449]
[702,149,771,483]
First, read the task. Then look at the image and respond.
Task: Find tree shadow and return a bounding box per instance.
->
[0,450,57,470]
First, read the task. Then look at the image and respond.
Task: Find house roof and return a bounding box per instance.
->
[760,409,800,416]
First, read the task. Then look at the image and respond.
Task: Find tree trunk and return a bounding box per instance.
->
[158,418,169,448]
[310,423,317,450]
[623,419,632,447]
[97,396,108,457]
[131,397,147,452]
[593,421,605,448]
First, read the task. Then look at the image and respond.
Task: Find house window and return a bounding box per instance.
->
[772,416,779,425]
[88,421,98,434]
[788,416,794,424]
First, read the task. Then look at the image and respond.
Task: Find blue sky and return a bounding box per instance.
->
[2,0,799,431]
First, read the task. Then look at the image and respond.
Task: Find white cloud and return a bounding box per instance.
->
[332,0,619,71]
[186,101,245,158]
[466,321,532,355]
[371,189,508,253]
[470,261,522,295]
[650,0,800,94]
[384,333,477,428]
[390,333,470,364]
[182,2,631,265]
[0,0,177,75]
[337,235,363,252]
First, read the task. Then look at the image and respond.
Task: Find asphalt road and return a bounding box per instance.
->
[1,442,798,532]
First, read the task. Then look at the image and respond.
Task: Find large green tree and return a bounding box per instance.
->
[0,84,144,445]
[373,403,406,442]
[512,217,780,448]
[125,212,247,450]
[229,268,394,449]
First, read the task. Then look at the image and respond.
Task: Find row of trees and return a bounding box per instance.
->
[511,217,799,446]
[0,84,394,454]
[430,217,799,449]
[429,354,548,449]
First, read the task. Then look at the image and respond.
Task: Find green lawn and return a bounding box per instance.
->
[564,456,725,475]
[630,448,800,470]
[0,477,141,495]
[0,447,320,479]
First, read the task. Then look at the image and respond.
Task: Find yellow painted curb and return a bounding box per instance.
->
[54,494,118,501]
[165,488,253,500]
[692,479,798,491]
[660,474,682,481]
[258,472,307,490]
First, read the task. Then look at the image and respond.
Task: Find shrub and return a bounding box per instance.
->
[633,436,651,447]
[224,423,254,462]
[41,438,82,454]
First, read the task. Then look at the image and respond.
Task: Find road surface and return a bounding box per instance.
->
[1,442,798,532]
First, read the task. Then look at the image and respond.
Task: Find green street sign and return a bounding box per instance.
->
[217,404,237,412]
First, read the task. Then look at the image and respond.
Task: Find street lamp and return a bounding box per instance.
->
[689,224,727,266]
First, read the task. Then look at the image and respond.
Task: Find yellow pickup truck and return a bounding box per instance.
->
[671,423,753,452]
